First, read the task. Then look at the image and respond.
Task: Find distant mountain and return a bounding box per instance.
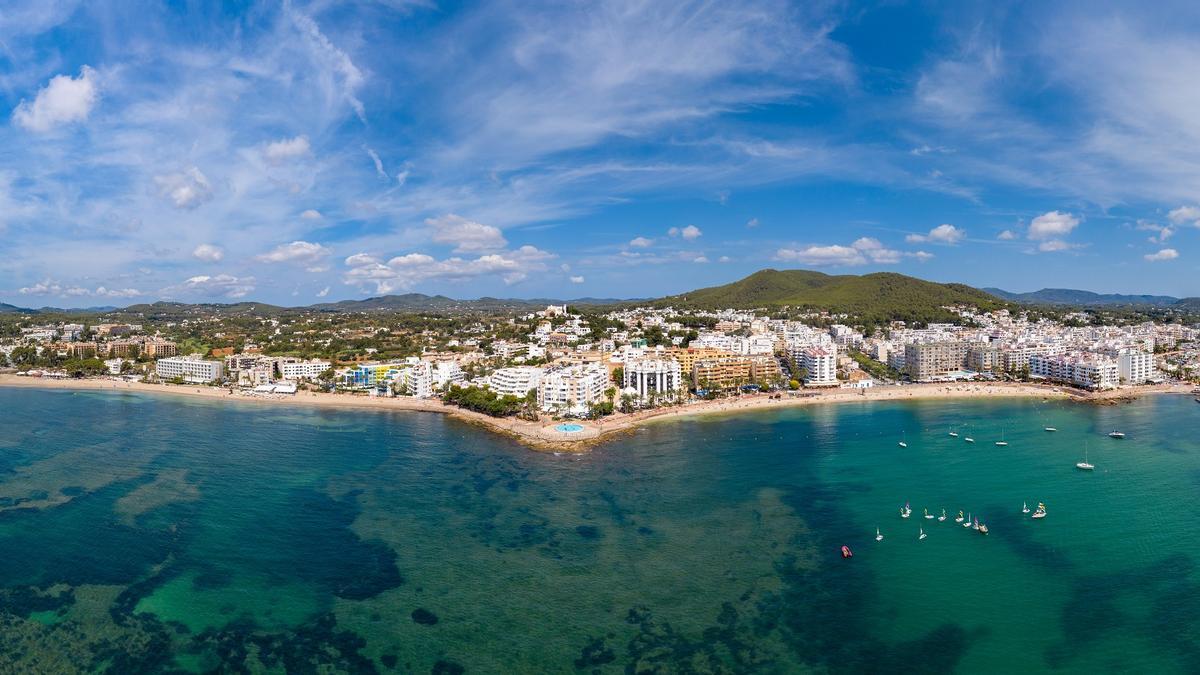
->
[0,303,32,313]
[984,288,1181,307]
[1172,297,1200,311]
[655,269,1002,320]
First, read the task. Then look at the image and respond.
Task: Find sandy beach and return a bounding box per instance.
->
[0,373,1190,452]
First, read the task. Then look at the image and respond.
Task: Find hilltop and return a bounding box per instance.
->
[654,269,1002,322]
[983,287,1181,307]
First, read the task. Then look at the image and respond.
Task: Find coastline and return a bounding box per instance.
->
[0,373,1190,452]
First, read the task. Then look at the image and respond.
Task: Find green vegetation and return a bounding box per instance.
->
[442,385,526,417]
[653,269,1005,324]
[848,350,900,382]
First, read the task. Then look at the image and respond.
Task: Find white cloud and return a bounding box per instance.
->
[1168,206,1200,227]
[427,214,507,253]
[344,253,381,267]
[154,167,213,209]
[192,243,225,262]
[718,255,731,262]
[569,275,585,283]
[262,135,311,164]
[997,230,1017,240]
[776,237,905,266]
[1136,220,1173,244]
[907,223,964,244]
[1144,248,1179,262]
[180,274,255,299]
[667,224,702,240]
[342,245,556,294]
[288,7,366,122]
[629,236,653,248]
[365,146,387,178]
[317,286,330,297]
[12,66,99,132]
[255,240,330,264]
[1028,211,1080,240]
[300,209,322,220]
[692,255,709,263]
[746,218,759,228]
[1037,239,1078,252]
[19,280,61,295]
[910,250,934,262]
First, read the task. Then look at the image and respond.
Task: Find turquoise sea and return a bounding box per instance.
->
[1,387,1198,673]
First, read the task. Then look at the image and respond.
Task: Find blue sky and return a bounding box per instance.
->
[2,0,1200,307]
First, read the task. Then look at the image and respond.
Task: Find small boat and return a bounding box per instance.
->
[841,545,853,558]
[900,502,912,518]
[1032,503,1047,519]
[876,528,883,542]
[979,522,989,535]
[1022,501,1030,514]
[1080,444,1099,470]
[1045,426,1057,432]
[964,436,975,443]
[923,508,934,520]
[972,517,980,531]
[938,508,947,522]
[918,528,927,541]
[1108,431,1125,439]
[995,430,1008,447]
[898,431,908,448]
[963,512,973,528]
[948,427,959,437]
[955,510,965,523]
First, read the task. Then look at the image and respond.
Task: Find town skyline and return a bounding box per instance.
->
[4,1,1200,307]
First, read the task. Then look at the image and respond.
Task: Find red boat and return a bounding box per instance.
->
[841,545,853,558]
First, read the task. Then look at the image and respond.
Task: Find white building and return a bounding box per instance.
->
[487,366,543,398]
[156,355,224,383]
[1029,353,1119,390]
[624,358,683,402]
[432,361,465,389]
[537,363,609,413]
[104,358,124,375]
[799,347,838,387]
[1118,351,1155,385]
[398,361,435,398]
[281,359,331,381]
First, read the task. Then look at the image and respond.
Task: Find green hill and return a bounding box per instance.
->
[655,269,1004,322]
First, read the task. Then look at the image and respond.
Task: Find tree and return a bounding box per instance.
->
[610,367,624,387]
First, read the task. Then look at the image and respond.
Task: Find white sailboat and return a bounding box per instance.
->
[918,527,927,540]
[898,431,908,448]
[900,502,912,518]
[964,427,975,443]
[937,508,947,522]
[995,429,1008,447]
[1044,426,1057,432]
[948,427,959,438]
[923,507,934,520]
[1031,502,1047,519]
[876,527,884,542]
[954,510,965,523]
[1022,501,1030,514]
[1108,430,1125,439]
[1076,444,1095,471]
[962,512,973,528]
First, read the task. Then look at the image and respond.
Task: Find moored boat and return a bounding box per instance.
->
[963,512,973,528]
[841,545,853,558]
[918,527,927,540]
[1022,501,1030,514]
[938,508,947,522]
[1077,445,1094,470]
[1031,502,1047,519]
[979,522,989,535]
[955,510,965,523]
[1108,430,1125,439]
[923,508,934,520]
[876,528,883,542]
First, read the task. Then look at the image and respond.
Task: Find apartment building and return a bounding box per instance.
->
[624,358,683,402]
[966,344,1002,373]
[1029,353,1119,390]
[281,359,332,381]
[904,341,969,381]
[537,363,608,412]
[487,366,544,398]
[798,347,837,387]
[1117,351,1156,384]
[156,355,224,383]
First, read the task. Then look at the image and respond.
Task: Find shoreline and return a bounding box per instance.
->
[0,373,1190,452]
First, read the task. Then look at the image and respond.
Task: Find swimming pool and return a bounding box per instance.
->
[555,423,585,433]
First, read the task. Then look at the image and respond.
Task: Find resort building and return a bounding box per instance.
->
[486,366,544,397]
[624,358,683,402]
[156,355,224,383]
[432,361,465,389]
[692,355,778,391]
[1117,351,1156,384]
[280,359,332,381]
[142,339,179,359]
[537,363,609,413]
[966,344,1002,373]
[666,346,735,378]
[1029,353,1119,390]
[904,341,969,381]
[798,347,837,387]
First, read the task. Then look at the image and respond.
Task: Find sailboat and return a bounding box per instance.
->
[948,427,959,438]
[962,512,973,528]
[1031,502,1047,519]
[900,502,912,518]
[898,431,908,448]
[1108,430,1125,439]
[995,429,1008,447]
[963,427,975,443]
[876,527,884,542]
[1022,501,1030,514]
[955,510,965,523]
[918,527,927,540]
[1044,425,1057,432]
[1076,444,1095,470]
[938,508,947,522]
[923,507,934,520]
[978,521,989,535]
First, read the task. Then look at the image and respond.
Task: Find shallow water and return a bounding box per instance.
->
[0,388,1197,672]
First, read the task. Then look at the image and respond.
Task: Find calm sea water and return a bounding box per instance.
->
[0,387,1198,673]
